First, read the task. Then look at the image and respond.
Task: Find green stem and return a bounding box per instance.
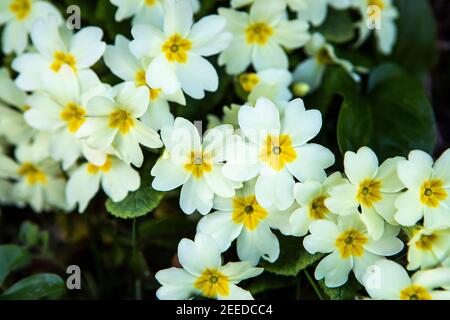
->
[304,270,324,300]
[131,218,142,300]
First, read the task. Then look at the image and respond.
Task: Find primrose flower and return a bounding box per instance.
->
[293,33,360,93]
[325,147,404,240]
[129,0,231,99]
[0,68,35,145]
[24,66,111,170]
[294,0,352,26]
[223,97,335,211]
[219,0,310,74]
[104,35,183,131]
[77,83,163,168]
[13,19,106,91]
[66,155,140,213]
[0,140,68,213]
[353,0,398,54]
[289,172,346,237]
[151,118,242,215]
[406,226,450,271]
[155,233,263,300]
[363,260,450,300]
[395,149,450,228]
[237,68,293,105]
[197,178,293,265]
[304,214,403,288]
[0,0,62,54]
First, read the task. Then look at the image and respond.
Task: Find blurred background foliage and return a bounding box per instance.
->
[0,0,449,299]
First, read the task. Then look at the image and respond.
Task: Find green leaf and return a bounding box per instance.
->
[106,183,164,219]
[261,234,324,277]
[313,9,355,44]
[319,277,361,300]
[0,245,31,285]
[0,274,65,300]
[246,273,296,296]
[337,63,436,159]
[391,0,437,76]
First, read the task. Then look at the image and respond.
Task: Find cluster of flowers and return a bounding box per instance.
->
[0,0,448,300]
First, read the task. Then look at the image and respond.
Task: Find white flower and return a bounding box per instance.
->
[197,178,292,265]
[77,83,163,168]
[103,34,182,131]
[353,0,398,54]
[0,179,12,204]
[151,118,242,215]
[110,0,200,27]
[219,0,310,74]
[294,0,351,26]
[293,33,360,93]
[237,68,293,105]
[223,97,335,211]
[0,0,62,54]
[395,149,450,228]
[363,260,450,300]
[0,140,68,213]
[0,68,35,144]
[155,233,263,300]
[129,0,231,99]
[289,172,345,236]
[12,19,106,91]
[66,155,140,213]
[407,226,450,271]
[325,147,404,240]
[24,66,111,170]
[304,214,403,288]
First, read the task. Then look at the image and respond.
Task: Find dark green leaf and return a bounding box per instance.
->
[261,234,324,277]
[337,63,436,160]
[0,245,31,285]
[391,0,437,76]
[0,274,65,300]
[246,273,296,295]
[319,277,361,300]
[314,9,355,44]
[106,182,164,219]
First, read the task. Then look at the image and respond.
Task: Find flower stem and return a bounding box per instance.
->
[304,270,324,300]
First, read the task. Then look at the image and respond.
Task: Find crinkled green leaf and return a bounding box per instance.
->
[261,235,324,277]
[319,277,361,300]
[314,9,355,44]
[106,184,163,219]
[0,245,31,286]
[246,273,296,296]
[0,274,65,300]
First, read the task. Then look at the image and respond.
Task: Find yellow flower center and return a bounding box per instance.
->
[9,0,32,20]
[21,105,31,112]
[184,151,213,178]
[17,162,47,185]
[135,70,162,101]
[50,51,77,73]
[259,134,297,171]
[60,102,86,133]
[400,285,432,300]
[239,73,260,92]
[420,179,447,208]
[194,269,229,299]
[316,48,334,65]
[415,233,437,251]
[86,156,113,175]
[356,179,382,207]
[245,22,273,46]
[335,229,368,258]
[162,34,192,64]
[368,0,385,9]
[232,195,268,230]
[109,109,135,134]
[309,195,330,220]
[144,0,157,6]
